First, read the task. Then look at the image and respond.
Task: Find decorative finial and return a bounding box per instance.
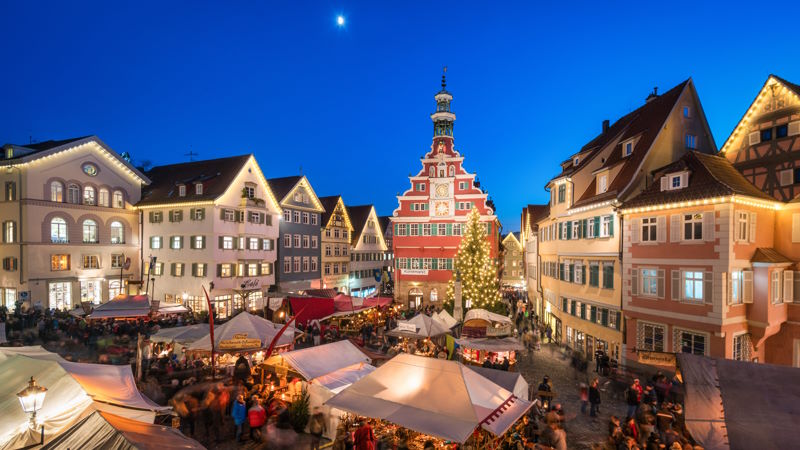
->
[442,66,447,89]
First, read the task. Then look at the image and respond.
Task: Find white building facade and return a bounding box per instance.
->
[348,205,388,297]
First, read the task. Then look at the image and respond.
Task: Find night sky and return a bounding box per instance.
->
[3,1,800,231]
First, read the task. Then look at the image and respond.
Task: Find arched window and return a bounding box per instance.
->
[83,186,96,205]
[430,288,438,302]
[429,166,435,177]
[98,188,109,207]
[50,181,63,202]
[82,219,98,243]
[408,287,423,309]
[109,280,123,299]
[110,221,124,244]
[448,165,455,177]
[50,217,67,243]
[67,184,80,204]
[112,190,124,208]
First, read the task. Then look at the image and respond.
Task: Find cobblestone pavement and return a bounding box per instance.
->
[516,343,628,450]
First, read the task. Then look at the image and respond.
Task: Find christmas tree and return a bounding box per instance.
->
[446,208,505,314]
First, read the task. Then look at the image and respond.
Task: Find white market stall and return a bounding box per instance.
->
[150,324,209,357]
[325,353,532,444]
[468,366,529,401]
[88,294,152,320]
[386,314,451,340]
[433,309,459,329]
[0,345,65,362]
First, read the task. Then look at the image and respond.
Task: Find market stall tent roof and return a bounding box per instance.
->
[364,296,393,307]
[150,324,209,344]
[0,345,66,362]
[156,304,189,315]
[313,362,376,394]
[187,311,295,352]
[325,353,531,443]
[280,340,371,380]
[469,366,529,401]
[455,336,525,352]
[463,308,512,325]
[88,295,151,319]
[386,313,451,339]
[288,296,335,326]
[433,309,459,328]
[678,353,800,450]
[43,410,204,450]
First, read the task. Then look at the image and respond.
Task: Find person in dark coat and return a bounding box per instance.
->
[589,378,601,417]
[233,354,251,384]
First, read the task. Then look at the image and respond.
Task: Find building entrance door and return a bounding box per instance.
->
[408,288,423,309]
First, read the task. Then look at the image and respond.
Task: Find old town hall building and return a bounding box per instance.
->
[392,75,499,309]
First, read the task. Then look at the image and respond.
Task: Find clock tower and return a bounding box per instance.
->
[391,71,499,309]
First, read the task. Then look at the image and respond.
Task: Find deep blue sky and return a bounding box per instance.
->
[3,1,800,231]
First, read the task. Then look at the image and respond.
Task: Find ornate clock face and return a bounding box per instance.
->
[435,201,450,216]
[435,184,448,198]
[82,163,98,177]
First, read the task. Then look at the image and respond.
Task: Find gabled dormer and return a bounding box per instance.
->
[660,170,689,191]
[595,169,610,195]
[621,137,636,158]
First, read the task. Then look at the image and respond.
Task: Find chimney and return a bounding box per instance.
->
[646,86,659,103]
[602,120,610,134]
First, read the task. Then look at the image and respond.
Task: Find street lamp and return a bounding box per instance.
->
[16,376,47,449]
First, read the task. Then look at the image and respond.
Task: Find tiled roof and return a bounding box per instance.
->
[572,80,692,208]
[622,151,774,210]
[3,136,92,157]
[527,204,550,223]
[265,176,303,203]
[139,155,251,206]
[346,205,374,243]
[751,248,792,264]
[378,215,392,233]
[771,74,800,98]
[319,195,343,226]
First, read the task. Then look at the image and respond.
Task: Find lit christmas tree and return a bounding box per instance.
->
[446,208,504,314]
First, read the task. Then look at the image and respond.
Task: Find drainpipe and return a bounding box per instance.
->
[615,207,626,364]
[17,166,23,287]
[139,208,144,294]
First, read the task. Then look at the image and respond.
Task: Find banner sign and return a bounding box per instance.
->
[352,297,364,308]
[638,351,676,368]
[397,322,417,333]
[268,297,283,311]
[219,333,262,350]
[486,323,513,337]
[401,269,429,276]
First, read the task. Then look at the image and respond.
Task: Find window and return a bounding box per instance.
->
[558,185,566,203]
[290,211,299,223]
[109,221,124,244]
[178,185,186,197]
[683,214,702,240]
[600,216,612,237]
[760,128,773,142]
[311,236,318,248]
[459,181,468,190]
[685,134,697,149]
[111,254,124,269]
[302,257,309,272]
[4,182,15,201]
[249,237,259,250]
[324,263,331,275]
[641,269,658,296]
[108,280,124,298]
[772,271,782,303]
[683,271,704,301]
[243,185,255,199]
[733,334,751,361]
[50,217,68,243]
[670,175,681,188]
[51,181,63,202]
[293,234,301,248]
[150,236,162,249]
[98,188,109,207]
[573,157,580,166]
[737,212,749,242]
[683,106,691,118]
[112,191,124,208]
[624,140,633,156]
[261,238,272,250]
[51,254,70,271]
[283,257,291,273]
[639,323,665,352]
[572,222,579,239]
[598,175,608,193]
[195,183,203,195]
[82,255,99,269]
[311,214,318,225]
[302,235,309,248]
[194,263,207,277]
[170,236,183,249]
[223,236,234,249]
[416,183,426,192]
[677,330,706,355]
[730,270,742,304]
[80,280,102,304]
[283,234,291,248]
[82,220,98,243]
[641,217,657,242]
[192,208,205,221]
[602,263,614,289]
[248,263,258,277]
[260,263,271,275]
[453,223,462,236]
[220,264,232,277]
[284,209,291,222]
[423,224,431,236]
[67,184,80,204]
[293,257,301,273]
[173,263,185,277]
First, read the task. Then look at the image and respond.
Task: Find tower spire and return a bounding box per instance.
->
[442,66,447,89]
[431,69,455,139]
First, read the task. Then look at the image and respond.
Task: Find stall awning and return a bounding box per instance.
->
[150,324,209,344]
[187,311,295,352]
[386,313,451,339]
[364,297,393,307]
[156,304,189,315]
[88,295,151,319]
[469,366,529,401]
[463,309,512,325]
[433,309,459,328]
[280,340,371,380]
[455,337,524,352]
[0,345,65,362]
[325,353,531,443]
[288,297,335,326]
[313,363,376,394]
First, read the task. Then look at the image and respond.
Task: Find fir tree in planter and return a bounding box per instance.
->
[289,388,310,433]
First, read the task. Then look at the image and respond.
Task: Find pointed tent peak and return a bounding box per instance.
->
[187,311,296,352]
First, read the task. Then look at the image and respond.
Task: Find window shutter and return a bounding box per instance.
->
[780,169,793,187]
[216,264,222,277]
[168,211,174,222]
[704,272,714,305]
[671,270,680,301]
[218,236,224,249]
[189,236,196,249]
[670,215,680,242]
[657,269,665,299]
[784,270,794,303]
[200,236,206,249]
[582,219,588,238]
[446,224,452,235]
[702,213,714,241]
[631,218,640,244]
[743,270,754,303]
[608,216,614,237]
[660,177,668,191]
[794,272,800,303]
[170,263,176,276]
[748,131,760,145]
[749,212,757,243]
[220,209,227,220]
[149,211,155,223]
[789,121,800,136]
[593,217,600,238]
[192,263,197,277]
[793,214,800,243]
[582,265,586,285]
[656,216,667,243]
[680,172,688,189]
[631,268,639,296]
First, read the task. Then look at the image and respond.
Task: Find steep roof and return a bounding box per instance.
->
[3,136,92,156]
[751,248,792,264]
[319,195,343,226]
[527,204,550,224]
[347,205,374,240]
[265,176,303,202]
[622,151,775,210]
[571,80,692,208]
[378,215,392,233]
[138,154,251,206]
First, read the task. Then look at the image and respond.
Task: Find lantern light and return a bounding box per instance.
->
[17,376,47,429]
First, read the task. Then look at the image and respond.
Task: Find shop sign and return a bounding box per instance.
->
[242,279,260,289]
[219,333,262,350]
[352,297,364,307]
[638,351,676,368]
[397,322,417,333]
[268,297,283,311]
[486,323,512,337]
[401,269,429,276]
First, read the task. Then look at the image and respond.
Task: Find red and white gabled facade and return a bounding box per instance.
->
[391,76,499,309]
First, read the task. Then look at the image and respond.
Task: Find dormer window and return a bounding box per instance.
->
[178,184,186,197]
[574,157,580,166]
[623,140,634,157]
[661,171,689,191]
[683,106,691,118]
[598,174,608,194]
[685,134,697,149]
[195,183,203,195]
[244,184,256,199]
[4,147,12,159]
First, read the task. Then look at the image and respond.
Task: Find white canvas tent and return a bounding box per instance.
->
[0,345,66,362]
[88,295,151,319]
[433,309,459,329]
[464,308,512,325]
[469,366,529,401]
[187,311,295,352]
[325,353,532,443]
[386,313,451,339]
[455,336,525,352]
[43,410,204,450]
[150,324,208,345]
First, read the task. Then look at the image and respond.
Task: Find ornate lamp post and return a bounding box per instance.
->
[16,376,47,448]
